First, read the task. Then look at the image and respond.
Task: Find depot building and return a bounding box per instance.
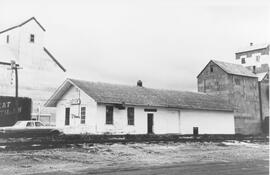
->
[45,78,235,135]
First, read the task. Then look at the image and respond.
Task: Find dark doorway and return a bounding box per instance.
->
[193,127,199,136]
[147,113,154,134]
[65,107,70,125]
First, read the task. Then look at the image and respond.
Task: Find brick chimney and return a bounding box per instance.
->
[137,80,143,87]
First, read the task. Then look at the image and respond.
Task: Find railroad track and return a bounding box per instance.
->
[0,134,268,151]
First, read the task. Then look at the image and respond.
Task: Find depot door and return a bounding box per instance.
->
[147,113,153,134]
[70,106,81,127]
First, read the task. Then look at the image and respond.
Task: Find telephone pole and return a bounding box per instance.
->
[0,60,21,97]
[0,60,21,121]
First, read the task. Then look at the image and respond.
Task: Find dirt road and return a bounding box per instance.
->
[0,141,268,175]
[33,160,269,175]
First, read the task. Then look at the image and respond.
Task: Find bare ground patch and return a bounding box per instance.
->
[0,141,268,174]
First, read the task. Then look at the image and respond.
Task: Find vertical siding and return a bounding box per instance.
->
[197,62,230,99]
[260,79,269,120]
[228,75,261,134]
[198,61,262,134]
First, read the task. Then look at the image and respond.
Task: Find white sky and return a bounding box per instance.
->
[0,0,269,91]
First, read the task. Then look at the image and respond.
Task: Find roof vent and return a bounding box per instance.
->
[250,42,253,46]
[137,80,143,87]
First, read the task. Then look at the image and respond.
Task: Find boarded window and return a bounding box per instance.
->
[106,106,113,124]
[6,35,9,43]
[30,34,35,43]
[81,107,86,124]
[241,58,246,64]
[127,107,134,125]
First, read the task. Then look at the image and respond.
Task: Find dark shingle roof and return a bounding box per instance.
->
[212,60,257,78]
[49,79,232,111]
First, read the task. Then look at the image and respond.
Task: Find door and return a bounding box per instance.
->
[147,113,153,134]
[70,106,81,127]
[193,127,199,136]
[65,107,70,125]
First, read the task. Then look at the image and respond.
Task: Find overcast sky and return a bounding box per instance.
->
[0,0,269,91]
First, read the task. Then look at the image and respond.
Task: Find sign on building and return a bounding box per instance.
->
[0,96,32,126]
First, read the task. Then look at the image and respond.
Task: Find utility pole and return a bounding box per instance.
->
[10,60,20,98]
[0,60,21,97]
[0,60,22,120]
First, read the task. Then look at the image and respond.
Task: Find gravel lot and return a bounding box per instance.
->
[0,141,268,175]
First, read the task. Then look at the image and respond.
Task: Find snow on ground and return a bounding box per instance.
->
[222,141,265,148]
[0,141,268,174]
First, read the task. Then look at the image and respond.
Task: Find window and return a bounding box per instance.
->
[106,106,113,124]
[210,65,214,73]
[81,107,86,124]
[235,78,241,85]
[30,34,35,43]
[241,58,246,64]
[65,107,70,126]
[35,122,44,127]
[6,35,9,43]
[256,55,260,62]
[26,122,34,127]
[127,107,134,125]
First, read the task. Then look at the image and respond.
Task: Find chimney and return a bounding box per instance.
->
[250,42,253,46]
[252,66,256,73]
[137,80,143,87]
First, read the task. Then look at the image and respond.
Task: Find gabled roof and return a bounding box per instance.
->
[45,78,234,112]
[197,60,257,78]
[43,47,66,72]
[0,17,46,35]
[212,60,257,77]
[256,72,269,82]
[236,43,269,54]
